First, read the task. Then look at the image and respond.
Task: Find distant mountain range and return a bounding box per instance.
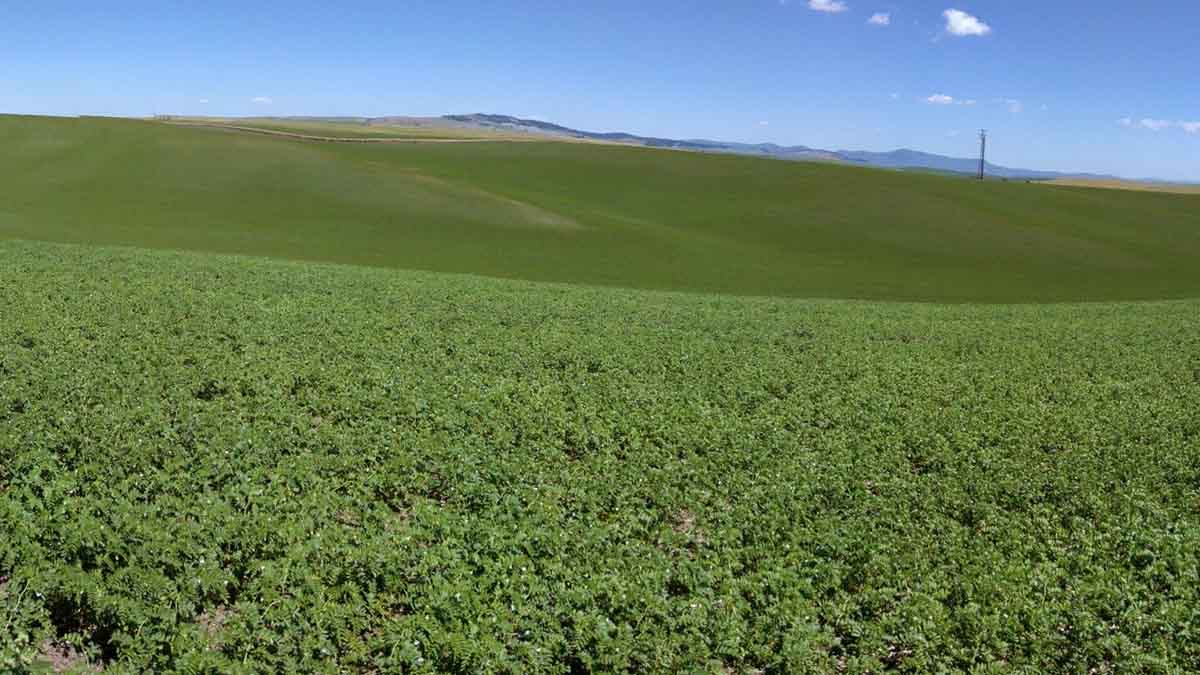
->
[429,114,1118,181]
[279,113,1121,180]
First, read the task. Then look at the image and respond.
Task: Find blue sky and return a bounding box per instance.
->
[2,1,1197,180]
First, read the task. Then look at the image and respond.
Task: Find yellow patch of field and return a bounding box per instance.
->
[1048,178,1200,195]
[160,117,578,142]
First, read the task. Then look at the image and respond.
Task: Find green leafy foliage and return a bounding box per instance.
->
[2,240,1200,672]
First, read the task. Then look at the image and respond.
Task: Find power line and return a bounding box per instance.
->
[978,129,987,181]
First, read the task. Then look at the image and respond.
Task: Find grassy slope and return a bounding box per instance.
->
[2,114,1199,302]
[2,240,1199,672]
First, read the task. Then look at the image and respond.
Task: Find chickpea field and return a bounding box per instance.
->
[3,240,1199,672]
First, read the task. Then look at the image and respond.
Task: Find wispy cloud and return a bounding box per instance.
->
[1121,117,1188,132]
[199,98,210,104]
[251,96,273,105]
[924,94,979,106]
[868,12,890,25]
[943,8,991,36]
[1139,118,1173,131]
[759,120,770,126]
[889,92,901,100]
[1005,99,1023,113]
[808,0,848,13]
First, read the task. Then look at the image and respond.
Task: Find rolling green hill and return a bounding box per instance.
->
[2,114,1198,302]
[3,113,1200,671]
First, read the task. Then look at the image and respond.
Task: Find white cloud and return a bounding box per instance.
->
[1119,118,1200,133]
[1005,99,1023,113]
[1138,118,1172,131]
[251,96,273,105]
[759,120,770,126]
[808,0,848,13]
[199,98,210,104]
[923,94,978,106]
[943,9,991,36]
[868,12,890,25]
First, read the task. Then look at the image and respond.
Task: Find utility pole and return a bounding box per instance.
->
[978,129,987,181]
